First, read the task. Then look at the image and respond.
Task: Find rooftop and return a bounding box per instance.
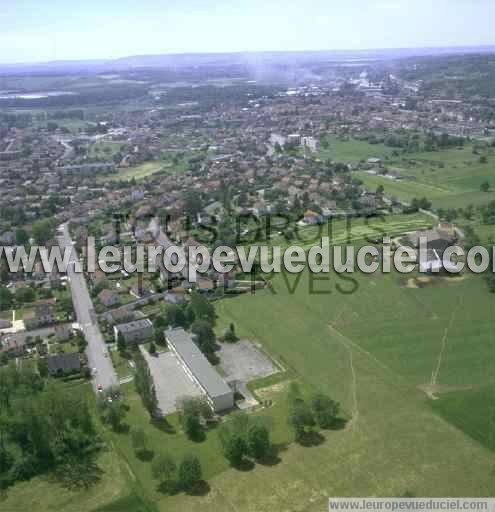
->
[165,327,232,400]
[116,318,152,333]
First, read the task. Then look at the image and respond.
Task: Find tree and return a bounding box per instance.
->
[58,296,74,319]
[97,395,126,432]
[247,424,271,460]
[15,286,36,304]
[186,292,216,325]
[223,434,247,466]
[165,304,187,327]
[481,181,490,192]
[311,394,340,429]
[32,218,56,245]
[178,454,202,491]
[183,411,203,441]
[130,427,147,455]
[37,358,49,378]
[191,319,216,356]
[0,288,13,311]
[223,323,238,343]
[15,228,29,245]
[152,452,177,486]
[177,396,211,441]
[134,351,159,417]
[288,398,315,442]
[117,332,127,354]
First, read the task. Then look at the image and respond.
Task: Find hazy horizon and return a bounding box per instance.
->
[1,0,494,65]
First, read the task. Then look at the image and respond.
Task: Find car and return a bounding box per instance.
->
[97,384,103,392]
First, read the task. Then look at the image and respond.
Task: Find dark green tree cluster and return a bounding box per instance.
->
[152,452,202,494]
[407,197,432,213]
[287,383,340,443]
[0,364,100,490]
[96,389,127,432]
[223,323,239,343]
[177,396,212,442]
[481,200,495,225]
[218,413,272,467]
[134,351,159,417]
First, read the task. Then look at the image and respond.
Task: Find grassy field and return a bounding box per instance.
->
[319,136,395,163]
[261,213,433,251]
[320,136,495,209]
[430,384,495,452]
[161,267,495,510]
[103,158,187,182]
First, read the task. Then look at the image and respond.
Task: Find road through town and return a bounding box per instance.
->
[58,224,118,392]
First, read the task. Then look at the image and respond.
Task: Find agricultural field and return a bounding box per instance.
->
[103,157,188,182]
[262,213,433,251]
[3,218,495,512]
[319,136,395,163]
[319,136,495,210]
[356,143,495,209]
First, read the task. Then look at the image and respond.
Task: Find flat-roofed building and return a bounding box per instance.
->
[114,318,153,345]
[165,327,234,413]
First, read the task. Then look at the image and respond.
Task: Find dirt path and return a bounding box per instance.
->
[327,326,363,429]
[430,297,463,388]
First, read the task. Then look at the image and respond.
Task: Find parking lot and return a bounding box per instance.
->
[140,348,203,415]
[217,340,279,383]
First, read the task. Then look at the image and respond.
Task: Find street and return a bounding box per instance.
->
[58,224,118,392]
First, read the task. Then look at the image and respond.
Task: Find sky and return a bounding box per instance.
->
[1,0,494,64]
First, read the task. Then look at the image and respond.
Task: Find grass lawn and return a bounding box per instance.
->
[318,136,395,163]
[101,379,298,510]
[110,350,135,379]
[103,157,188,183]
[430,384,495,452]
[350,142,495,209]
[178,266,495,511]
[318,136,495,210]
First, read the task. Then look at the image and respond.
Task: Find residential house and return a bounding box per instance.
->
[24,304,57,330]
[47,353,81,376]
[98,289,121,308]
[114,318,153,345]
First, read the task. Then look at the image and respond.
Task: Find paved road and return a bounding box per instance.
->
[58,224,118,392]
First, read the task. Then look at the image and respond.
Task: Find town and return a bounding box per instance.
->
[2,44,495,512]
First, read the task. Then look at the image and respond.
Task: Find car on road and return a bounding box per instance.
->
[97,384,103,392]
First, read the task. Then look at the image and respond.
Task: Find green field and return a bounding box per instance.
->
[431,384,495,452]
[319,136,395,163]
[103,158,188,182]
[3,222,495,508]
[320,136,495,210]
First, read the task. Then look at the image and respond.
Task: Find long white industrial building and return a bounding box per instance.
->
[165,327,234,412]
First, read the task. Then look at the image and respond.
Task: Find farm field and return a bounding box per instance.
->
[3,218,495,512]
[319,136,395,163]
[104,158,188,182]
[163,268,495,511]
[321,136,495,209]
[246,213,433,253]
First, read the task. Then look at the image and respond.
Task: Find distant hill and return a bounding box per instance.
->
[2,46,495,75]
